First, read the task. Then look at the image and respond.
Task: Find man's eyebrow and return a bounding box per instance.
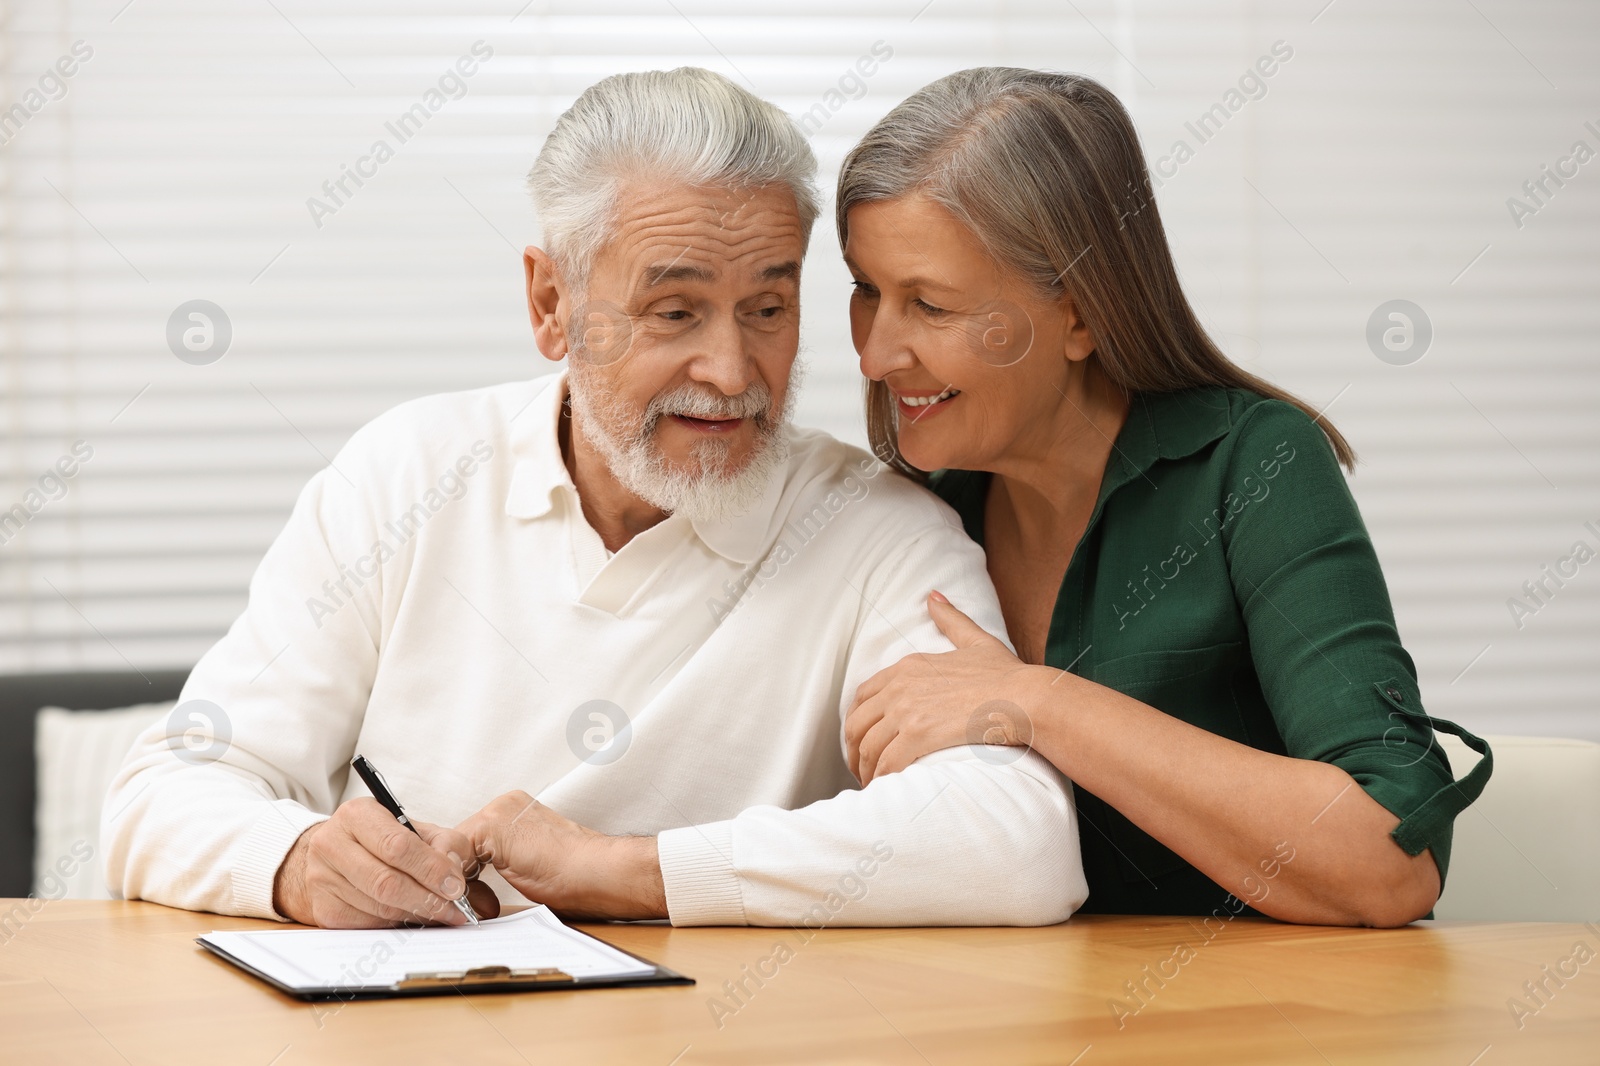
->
[641,262,715,288]
[759,261,800,282]
[636,260,800,291]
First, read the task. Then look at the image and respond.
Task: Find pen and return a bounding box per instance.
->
[351,754,479,925]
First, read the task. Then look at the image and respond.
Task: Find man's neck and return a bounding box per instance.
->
[559,396,670,554]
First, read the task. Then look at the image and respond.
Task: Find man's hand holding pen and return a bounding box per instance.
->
[271,789,667,928]
[272,799,499,928]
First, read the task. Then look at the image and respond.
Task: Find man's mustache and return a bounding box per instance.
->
[640,382,774,434]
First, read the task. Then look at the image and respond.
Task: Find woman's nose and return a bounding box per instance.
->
[857,310,916,382]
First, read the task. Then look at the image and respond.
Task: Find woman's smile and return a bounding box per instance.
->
[893,385,962,420]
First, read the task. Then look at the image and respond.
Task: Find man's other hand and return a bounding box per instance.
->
[272,797,492,928]
[456,791,667,921]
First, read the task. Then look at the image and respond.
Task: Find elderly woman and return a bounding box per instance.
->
[839,68,1491,927]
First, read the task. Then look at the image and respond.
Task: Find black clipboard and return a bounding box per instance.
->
[197,924,693,1001]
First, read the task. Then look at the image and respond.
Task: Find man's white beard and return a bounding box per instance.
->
[567,356,798,524]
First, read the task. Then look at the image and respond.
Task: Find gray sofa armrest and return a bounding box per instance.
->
[0,671,189,896]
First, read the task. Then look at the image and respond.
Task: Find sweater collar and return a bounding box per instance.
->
[503,370,787,566]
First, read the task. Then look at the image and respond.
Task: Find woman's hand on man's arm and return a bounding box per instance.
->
[846,589,1046,784]
[846,590,1443,928]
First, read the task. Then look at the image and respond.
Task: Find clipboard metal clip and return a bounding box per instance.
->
[397,965,574,991]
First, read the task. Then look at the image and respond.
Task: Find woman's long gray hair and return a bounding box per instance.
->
[837,67,1354,475]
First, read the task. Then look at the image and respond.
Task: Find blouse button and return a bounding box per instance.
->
[1385,686,1404,703]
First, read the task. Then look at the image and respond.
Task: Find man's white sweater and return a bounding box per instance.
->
[103,372,1087,926]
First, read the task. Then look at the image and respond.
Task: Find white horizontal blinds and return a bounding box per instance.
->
[1131,1,1600,741]
[0,1,1104,671]
[1239,0,1600,743]
[3,2,1598,746]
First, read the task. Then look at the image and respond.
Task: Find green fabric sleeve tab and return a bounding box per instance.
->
[1375,681,1494,856]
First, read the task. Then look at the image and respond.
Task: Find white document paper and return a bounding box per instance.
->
[199,905,655,990]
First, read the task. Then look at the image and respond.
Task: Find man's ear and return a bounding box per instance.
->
[1060,293,1098,364]
[524,246,570,364]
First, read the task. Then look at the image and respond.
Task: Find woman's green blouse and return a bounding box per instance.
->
[931,387,1493,917]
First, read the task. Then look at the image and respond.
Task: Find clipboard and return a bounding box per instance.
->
[197,905,694,1001]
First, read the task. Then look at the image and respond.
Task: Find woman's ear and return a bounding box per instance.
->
[1060,294,1097,364]
[524,247,570,363]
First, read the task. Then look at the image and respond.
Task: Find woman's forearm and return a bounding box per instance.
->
[1015,669,1440,926]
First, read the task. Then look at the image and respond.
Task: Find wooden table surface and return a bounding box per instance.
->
[1,901,1597,1065]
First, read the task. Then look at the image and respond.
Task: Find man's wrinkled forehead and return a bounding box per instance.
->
[599,181,807,292]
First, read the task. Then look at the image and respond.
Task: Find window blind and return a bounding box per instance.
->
[2,0,1597,741]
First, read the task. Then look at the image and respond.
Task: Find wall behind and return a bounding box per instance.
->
[2,0,1597,740]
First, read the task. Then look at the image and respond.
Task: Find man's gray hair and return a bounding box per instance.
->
[529,67,820,289]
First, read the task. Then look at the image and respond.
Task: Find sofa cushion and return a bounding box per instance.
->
[1434,733,1600,921]
[34,702,173,899]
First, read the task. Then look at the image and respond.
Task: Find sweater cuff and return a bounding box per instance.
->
[231,800,328,921]
[657,820,745,926]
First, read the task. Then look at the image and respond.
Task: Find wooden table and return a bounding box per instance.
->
[2,901,1597,1064]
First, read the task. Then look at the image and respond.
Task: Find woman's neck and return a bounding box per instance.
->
[987,360,1130,550]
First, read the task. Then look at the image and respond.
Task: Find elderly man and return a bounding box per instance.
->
[103,68,1087,929]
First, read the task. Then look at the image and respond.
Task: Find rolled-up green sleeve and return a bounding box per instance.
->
[1221,402,1492,885]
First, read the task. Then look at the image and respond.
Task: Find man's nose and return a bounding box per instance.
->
[688,310,760,396]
